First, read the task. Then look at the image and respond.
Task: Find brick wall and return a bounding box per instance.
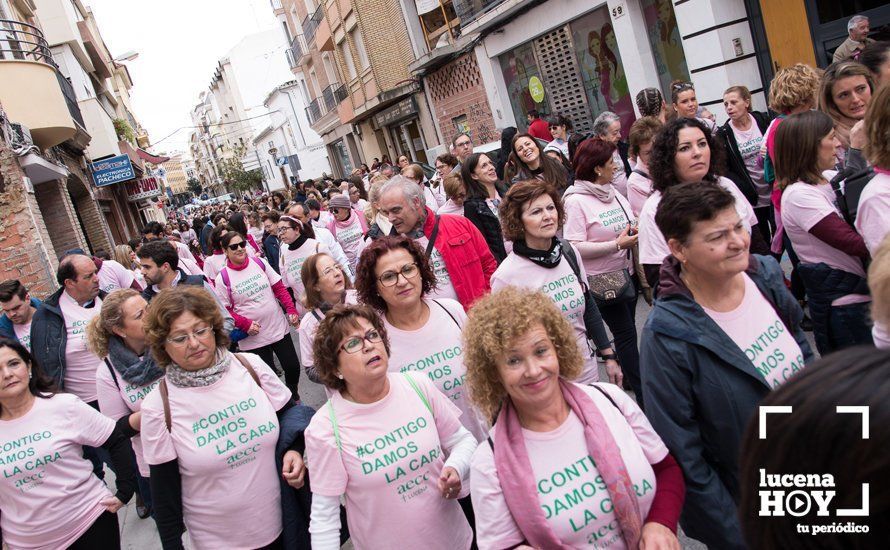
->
[352,0,415,92]
[427,54,500,145]
[35,178,89,256]
[0,141,59,296]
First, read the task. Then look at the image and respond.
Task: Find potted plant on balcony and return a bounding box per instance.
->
[113,118,136,145]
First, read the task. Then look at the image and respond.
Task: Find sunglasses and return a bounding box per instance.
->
[227,242,247,251]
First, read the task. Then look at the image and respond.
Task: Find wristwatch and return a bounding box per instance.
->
[600,350,618,362]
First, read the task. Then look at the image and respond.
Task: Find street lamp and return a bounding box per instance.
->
[114,51,139,62]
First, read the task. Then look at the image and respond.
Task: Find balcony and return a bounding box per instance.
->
[452,0,505,25]
[77,20,113,80]
[419,0,461,50]
[302,5,323,45]
[322,84,347,112]
[0,19,80,148]
[305,97,322,125]
[286,35,304,69]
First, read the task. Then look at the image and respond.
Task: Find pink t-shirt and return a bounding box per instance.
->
[95,361,159,477]
[98,260,135,293]
[141,352,291,549]
[415,235,459,301]
[638,177,757,265]
[854,172,890,255]
[279,238,326,311]
[491,248,599,383]
[202,253,226,284]
[0,393,115,549]
[702,274,806,389]
[730,115,768,207]
[384,298,488,442]
[329,212,367,273]
[174,240,197,263]
[470,383,668,549]
[436,200,464,216]
[781,181,869,305]
[626,163,652,217]
[305,373,472,550]
[214,258,289,351]
[563,191,635,276]
[610,150,628,197]
[298,290,358,372]
[179,256,202,277]
[58,292,102,402]
[13,319,32,352]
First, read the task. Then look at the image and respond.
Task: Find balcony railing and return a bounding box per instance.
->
[0,19,52,63]
[302,5,323,44]
[321,84,346,112]
[55,69,86,128]
[305,97,322,125]
[452,0,504,26]
[286,35,303,68]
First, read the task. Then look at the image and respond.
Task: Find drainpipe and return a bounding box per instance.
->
[284,90,307,149]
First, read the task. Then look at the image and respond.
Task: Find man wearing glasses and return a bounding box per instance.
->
[375,176,496,310]
[451,132,474,170]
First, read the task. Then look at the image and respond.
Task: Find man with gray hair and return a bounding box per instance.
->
[372,176,496,310]
[592,111,631,196]
[834,15,874,63]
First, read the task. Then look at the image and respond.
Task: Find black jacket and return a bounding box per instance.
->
[796,262,870,355]
[263,231,281,274]
[640,254,813,550]
[463,181,509,264]
[719,111,774,207]
[141,270,205,302]
[617,140,632,176]
[31,288,108,392]
[199,222,214,256]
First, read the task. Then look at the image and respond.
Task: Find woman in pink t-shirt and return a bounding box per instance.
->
[202,225,229,284]
[141,286,305,550]
[0,339,137,549]
[462,287,684,549]
[298,253,356,383]
[776,111,873,353]
[326,194,368,274]
[626,117,662,217]
[492,181,620,386]
[86,289,164,521]
[215,232,301,393]
[354,236,489,443]
[304,304,477,549]
[437,173,467,216]
[277,215,328,311]
[563,138,643,403]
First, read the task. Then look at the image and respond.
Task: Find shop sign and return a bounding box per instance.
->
[91,154,135,187]
[125,176,163,202]
[529,76,545,103]
[373,97,418,128]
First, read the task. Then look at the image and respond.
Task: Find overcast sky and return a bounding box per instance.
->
[84,0,281,155]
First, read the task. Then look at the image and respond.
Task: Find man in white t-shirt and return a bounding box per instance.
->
[0,280,39,351]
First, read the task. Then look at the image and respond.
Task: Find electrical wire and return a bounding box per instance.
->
[148,110,279,148]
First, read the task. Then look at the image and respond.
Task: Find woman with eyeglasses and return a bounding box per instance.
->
[546,113,573,159]
[304,303,478,550]
[214,231,301,393]
[354,236,488,441]
[298,253,357,383]
[324,194,368,276]
[141,286,305,550]
[277,215,328,311]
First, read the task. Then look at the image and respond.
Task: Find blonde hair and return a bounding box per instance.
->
[442,174,465,200]
[768,63,821,113]
[864,84,890,169]
[113,245,134,269]
[462,287,583,422]
[869,235,890,328]
[401,164,425,181]
[86,289,140,358]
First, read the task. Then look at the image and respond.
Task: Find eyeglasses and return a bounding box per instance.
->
[227,242,247,250]
[166,326,213,346]
[340,329,383,354]
[321,265,342,278]
[377,263,419,287]
[277,227,294,235]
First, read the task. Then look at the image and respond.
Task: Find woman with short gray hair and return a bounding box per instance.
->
[593,111,631,197]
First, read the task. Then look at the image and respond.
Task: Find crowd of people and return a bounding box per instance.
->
[1,23,889,550]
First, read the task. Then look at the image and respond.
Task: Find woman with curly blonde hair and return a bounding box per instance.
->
[86,288,162,519]
[465,286,684,550]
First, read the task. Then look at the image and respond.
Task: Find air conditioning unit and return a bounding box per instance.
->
[10,123,33,148]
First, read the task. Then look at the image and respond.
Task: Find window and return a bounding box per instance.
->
[281,20,292,43]
[339,40,357,80]
[322,53,339,86]
[309,70,322,97]
[351,28,370,70]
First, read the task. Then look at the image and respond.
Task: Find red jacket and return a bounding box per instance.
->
[422,207,496,310]
[528,118,552,142]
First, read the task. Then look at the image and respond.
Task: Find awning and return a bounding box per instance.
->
[137,148,170,165]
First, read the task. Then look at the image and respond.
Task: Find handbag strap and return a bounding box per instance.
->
[104,358,120,390]
[425,215,441,258]
[558,238,588,293]
[614,198,633,260]
[431,299,461,329]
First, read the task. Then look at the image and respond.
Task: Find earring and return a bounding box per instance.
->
[29,370,32,380]
[337,373,344,380]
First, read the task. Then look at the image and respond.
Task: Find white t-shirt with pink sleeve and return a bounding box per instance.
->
[626,164,653,217]
[384,298,489,442]
[854,172,890,255]
[13,319,32,352]
[563,191,635,276]
[470,382,668,549]
[0,393,115,549]
[202,253,227,284]
[58,291,102,402]
[98,259,135,293]
[781,180,869,305]
[279,238,326,312]
[140,352,291,549]
[329,213,367,273]
[610,150,629,197]
[638,177,757,265]
[702,273,806,389]
[215,258,290,351]
[491,248,599,383]
[305,373,473,550]
[95,361,160,477]
[298,290,358,375]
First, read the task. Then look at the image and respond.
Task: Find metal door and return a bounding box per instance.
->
[533,25,594,134]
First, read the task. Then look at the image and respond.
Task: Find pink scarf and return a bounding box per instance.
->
[494,380,642,548]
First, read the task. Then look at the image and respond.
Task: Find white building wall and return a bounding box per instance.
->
[266,87,330,181]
